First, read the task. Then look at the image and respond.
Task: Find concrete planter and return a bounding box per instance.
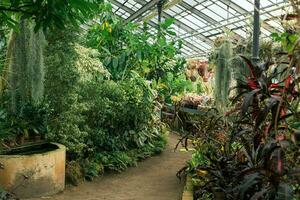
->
[0,143,66,198]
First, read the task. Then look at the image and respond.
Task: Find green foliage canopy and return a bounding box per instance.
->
[0,0,103,30]
[85,3,184,81]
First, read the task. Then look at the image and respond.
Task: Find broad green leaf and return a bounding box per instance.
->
[161,18,175,29]
[101,47,111,55]
[166,30,177,36]
[136,50,142,61]
[112,57,119,69]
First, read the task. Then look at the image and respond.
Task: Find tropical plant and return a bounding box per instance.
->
[85,2,184,81]
[0,102,50,148]
[0,0,103,30]
[181,31,300,199]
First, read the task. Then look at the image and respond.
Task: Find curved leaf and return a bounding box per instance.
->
[242,89,261,116]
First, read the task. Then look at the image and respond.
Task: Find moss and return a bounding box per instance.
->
[6,20,46,112]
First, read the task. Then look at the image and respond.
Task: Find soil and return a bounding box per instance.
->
[27,133,191,200]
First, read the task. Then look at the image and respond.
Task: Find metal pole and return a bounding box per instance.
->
[252,0,260,64]
[157,0,163,24]
[157,0,163,38]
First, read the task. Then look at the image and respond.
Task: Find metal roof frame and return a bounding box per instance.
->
[109,0,293,58]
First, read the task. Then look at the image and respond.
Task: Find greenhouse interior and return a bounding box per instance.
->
[0,0,300,199]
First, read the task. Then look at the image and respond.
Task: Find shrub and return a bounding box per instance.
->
[44,28,167,178]
[44,28,108,158]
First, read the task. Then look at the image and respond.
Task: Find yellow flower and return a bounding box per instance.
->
[171,95,181,103]
[104,21,109,27]
[108,27,112,33]
[198,170,208,176]
[221,146,225,152]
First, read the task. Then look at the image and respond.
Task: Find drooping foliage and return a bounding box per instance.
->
[0,21,50,146]
[5,20,45,113]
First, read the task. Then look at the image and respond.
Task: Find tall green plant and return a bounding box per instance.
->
[214,40,233,109]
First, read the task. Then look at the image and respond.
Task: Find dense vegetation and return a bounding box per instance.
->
[0,0,299,200]
[179,6,300,199]
[0,1,184,187]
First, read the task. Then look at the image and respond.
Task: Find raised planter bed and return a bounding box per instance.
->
[0,142,66,198]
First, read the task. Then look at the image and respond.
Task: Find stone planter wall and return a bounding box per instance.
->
[0,143,66,198]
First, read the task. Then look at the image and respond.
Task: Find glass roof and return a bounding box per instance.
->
[109,0,293,58]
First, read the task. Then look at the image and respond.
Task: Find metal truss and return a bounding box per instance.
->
[109,0,292,58]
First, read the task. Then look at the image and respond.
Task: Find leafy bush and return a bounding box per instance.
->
[44,28,108,158]
[81,73,158,152]
[44,28,167,178]
[0,188,17,200]
[82,160,104,181]
[95,133,167,172]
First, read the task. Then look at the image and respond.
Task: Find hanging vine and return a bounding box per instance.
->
[6,20,46,112]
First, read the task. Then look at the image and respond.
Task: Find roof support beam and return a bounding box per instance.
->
[178,1,217,25]
[133,0,213,45]
[110,0,135,15]
[110,0,205,55]
[125,0,160,23]
[165,13,213,45]
[179,4,286,40]
[219,0,249,16]
[219,0,282,34]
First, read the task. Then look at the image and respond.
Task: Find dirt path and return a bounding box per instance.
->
[29,133,191,200]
